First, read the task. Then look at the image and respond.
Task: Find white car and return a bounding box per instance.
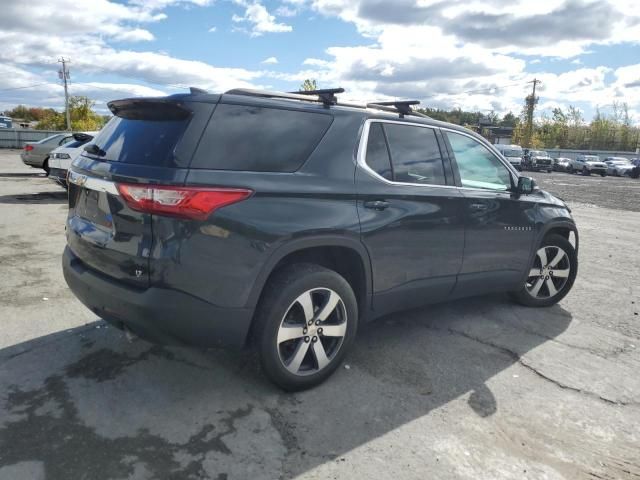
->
[494,144,523,170]
[48,132,98,187]
[603,157,635,176]
[569,154,607,176]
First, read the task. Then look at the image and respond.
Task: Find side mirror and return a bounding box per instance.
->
[517,176,536,195]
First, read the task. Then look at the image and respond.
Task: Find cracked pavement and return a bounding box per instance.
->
[0,150,639,479]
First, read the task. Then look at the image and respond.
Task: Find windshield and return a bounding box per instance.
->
[530,150,548,157]
[502,149,522,157]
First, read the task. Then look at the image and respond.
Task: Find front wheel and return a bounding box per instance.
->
[255,263,358,391]
[510,234,578,307]
[600,172,607,177]
[582,167,590,176]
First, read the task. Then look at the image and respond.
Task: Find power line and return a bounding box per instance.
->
[0,82,52,92]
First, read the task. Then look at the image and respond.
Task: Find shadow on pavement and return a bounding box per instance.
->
[0,295,572,479]
[0,191,67,205]
[0,173,47,178]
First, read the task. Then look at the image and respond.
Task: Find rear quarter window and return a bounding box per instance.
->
[190,104,333,172]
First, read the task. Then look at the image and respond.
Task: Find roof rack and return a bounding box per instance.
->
[225,87,344,106]
[224,88,430,119]
[366,100,426,118]
[289,88,345,105]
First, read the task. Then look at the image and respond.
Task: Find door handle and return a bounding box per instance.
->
[364,200,390,211]
[469,203,488,211]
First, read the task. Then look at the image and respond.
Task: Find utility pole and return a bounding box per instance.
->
[525,78,541,148]
[58,57,71,131]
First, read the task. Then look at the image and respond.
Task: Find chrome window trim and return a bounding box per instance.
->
[67,170,119,195]
[356,119,457,190]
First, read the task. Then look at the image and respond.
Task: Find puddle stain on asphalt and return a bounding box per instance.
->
[0,346,261,479]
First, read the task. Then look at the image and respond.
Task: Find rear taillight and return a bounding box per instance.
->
[24,145,33,151]
[116,184,252,220]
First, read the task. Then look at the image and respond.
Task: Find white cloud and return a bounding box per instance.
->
[208,26,217,32]
[232,1,293,36]
[262,56,279,64]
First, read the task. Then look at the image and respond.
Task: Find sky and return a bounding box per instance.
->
[0,0,639,123]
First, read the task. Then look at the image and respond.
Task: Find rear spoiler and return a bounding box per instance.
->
[107,98,191,121]
[72,132,93,142]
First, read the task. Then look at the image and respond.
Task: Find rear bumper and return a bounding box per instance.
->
[62,246,254,348]
[21,153,44,167]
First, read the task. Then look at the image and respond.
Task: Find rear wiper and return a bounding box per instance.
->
[84,144,105,157]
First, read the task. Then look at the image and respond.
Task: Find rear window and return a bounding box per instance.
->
[190,104,333,172]
[84,115,189,166]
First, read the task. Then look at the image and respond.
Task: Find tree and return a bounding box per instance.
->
[500,112,517,128]
[300,79,318,91]
[35,96,104,131]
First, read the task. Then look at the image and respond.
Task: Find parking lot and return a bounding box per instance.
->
[0,149,638,479]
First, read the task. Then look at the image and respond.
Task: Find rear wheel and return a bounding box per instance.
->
[43,158,50,176]
[255,263,358,391]
[511,234,577,307]
[582,166,590,176]
[568,165,574,174]
[600,172,607,177]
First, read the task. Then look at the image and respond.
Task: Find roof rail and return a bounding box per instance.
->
[225,87,344,106]
[366,100,425,118]
[289,88,345,105]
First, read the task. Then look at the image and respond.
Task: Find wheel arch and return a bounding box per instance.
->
[246,235,373,314]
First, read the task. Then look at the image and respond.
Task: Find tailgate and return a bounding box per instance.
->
[67,172,152,287]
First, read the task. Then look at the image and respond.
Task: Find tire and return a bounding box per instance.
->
[254,263,358,391]
[43,158,50,176]
[582,167,590,176]
[510,234,578,307]
[600,172,606,177]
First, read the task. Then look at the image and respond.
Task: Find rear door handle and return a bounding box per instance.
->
[364,200,390,210]
[469,203,488,211]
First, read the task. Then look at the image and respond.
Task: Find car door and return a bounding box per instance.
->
[356,120,465,317]
[441,129,536,296]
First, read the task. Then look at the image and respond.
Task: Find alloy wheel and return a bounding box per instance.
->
[526,246,571,299]
[276,288,347,376]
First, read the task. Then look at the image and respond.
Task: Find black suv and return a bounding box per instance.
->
[63,88,578,390]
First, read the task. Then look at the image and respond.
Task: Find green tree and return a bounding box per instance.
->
[35,96,104,131]
[300,79,318,91]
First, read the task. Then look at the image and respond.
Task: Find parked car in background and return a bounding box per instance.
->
[494,144,523,170]
[48,132,97,188]
[569,154,607,176]
[553,157,572,172]
[62,88,578,390]
[603,157,635,177]
[20,133,75,174]
[523,150,553,172]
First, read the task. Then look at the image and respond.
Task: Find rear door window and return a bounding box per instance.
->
[383,123,446,185]
[190,104,333,172]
